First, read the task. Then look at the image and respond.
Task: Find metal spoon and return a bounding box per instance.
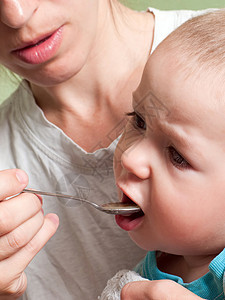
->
[23,188,142,215]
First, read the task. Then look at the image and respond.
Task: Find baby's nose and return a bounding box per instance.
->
[121,139,152,180]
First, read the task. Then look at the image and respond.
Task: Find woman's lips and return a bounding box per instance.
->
[11,26,63,65]
[115,193,144,231]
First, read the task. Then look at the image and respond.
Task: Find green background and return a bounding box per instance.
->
[1,0,225,102]
[123,0,225,10]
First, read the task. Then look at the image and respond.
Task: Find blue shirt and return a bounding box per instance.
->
[135,249,225,299]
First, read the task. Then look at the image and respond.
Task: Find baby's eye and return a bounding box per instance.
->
[127,111,146,130]
[167,146,190,170]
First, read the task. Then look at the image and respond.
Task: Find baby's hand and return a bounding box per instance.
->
[0,169,59,299]
[121,280,205,300]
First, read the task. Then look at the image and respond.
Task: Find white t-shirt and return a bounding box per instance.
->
[0,7,211,300]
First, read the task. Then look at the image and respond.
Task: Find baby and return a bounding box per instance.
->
[100,9,225,300]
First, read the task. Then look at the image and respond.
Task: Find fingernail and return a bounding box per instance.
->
[48,214,59,225]
[16,170,28,184]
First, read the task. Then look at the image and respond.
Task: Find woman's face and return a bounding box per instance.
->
[0,0,100,85]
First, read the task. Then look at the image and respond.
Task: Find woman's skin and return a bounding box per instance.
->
[0,0,154,152]
[0,0,154,298]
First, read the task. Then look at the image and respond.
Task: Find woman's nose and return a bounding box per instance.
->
[120,139,151,180]
[0,0,39,28]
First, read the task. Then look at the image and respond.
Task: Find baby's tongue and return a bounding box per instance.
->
[115,211,144,231]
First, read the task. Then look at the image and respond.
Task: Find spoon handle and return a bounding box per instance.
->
[23,188,89,204]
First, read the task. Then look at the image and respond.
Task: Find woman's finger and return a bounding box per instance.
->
[0,210,45,260]
[0,169,28,200]
[0,192,43,236]
[0,213,59,296]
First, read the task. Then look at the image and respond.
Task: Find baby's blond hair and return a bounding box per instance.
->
[160,9,225,80]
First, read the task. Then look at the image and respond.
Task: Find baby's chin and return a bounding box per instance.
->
[127,231,155,252]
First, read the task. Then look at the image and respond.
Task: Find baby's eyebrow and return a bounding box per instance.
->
[158,122,193,150]
[132,95,141,111]
[132,91,170,119]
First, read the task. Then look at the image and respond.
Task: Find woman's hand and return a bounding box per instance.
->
[121,279,205,300]
[0,169,59,299]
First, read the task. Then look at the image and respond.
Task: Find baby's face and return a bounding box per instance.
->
[114,44,225,256]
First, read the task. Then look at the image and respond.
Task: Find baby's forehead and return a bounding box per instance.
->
[139,43,187,95]
[135,43,225,128]
[144,38,224,97]
[144,41,182,76]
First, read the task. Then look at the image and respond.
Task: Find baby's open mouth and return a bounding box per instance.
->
[121,193,144,219]
[115,193,144,231]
